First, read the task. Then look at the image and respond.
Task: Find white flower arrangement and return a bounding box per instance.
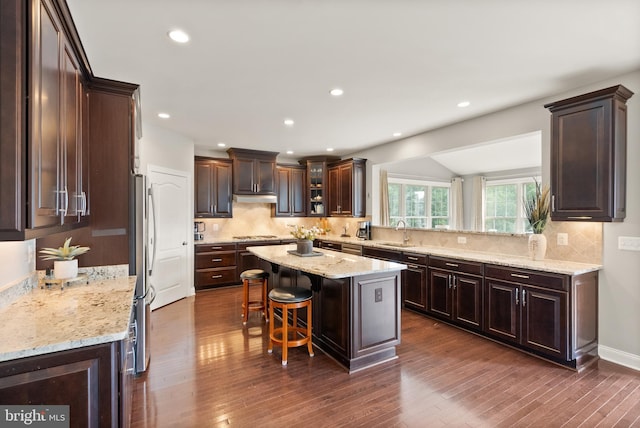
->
[290,225,321,241]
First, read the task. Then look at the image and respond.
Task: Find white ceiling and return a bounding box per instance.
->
[66,0,640,158]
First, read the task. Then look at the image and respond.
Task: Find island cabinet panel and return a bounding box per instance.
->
[0,342,123,428]
[428,257,483,331]
[313,277,350,361]
[545,85,633,222]
[351,273,401,361]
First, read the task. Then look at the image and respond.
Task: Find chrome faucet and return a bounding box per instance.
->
[395,220,409,244]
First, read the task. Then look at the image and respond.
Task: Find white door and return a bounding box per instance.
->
[147,166,191,310]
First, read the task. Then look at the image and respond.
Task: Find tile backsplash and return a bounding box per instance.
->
[196,203,601,264]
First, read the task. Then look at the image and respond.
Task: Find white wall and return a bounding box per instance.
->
[351,70,640,370]
[0,240,35,288]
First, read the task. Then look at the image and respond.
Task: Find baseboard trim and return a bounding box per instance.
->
[599,345,640,372]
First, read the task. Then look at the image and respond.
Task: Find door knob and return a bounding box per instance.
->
[182,241,187,245]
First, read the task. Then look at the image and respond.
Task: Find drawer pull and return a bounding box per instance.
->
[511,273,530,279]
[407,256,419,261]
[211,258,223,262]
[408,264,419,269]
[445,263,459,268]
[210,246,223,250]
[211,275,223,279]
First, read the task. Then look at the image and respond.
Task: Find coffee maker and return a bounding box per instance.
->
[194,221,205,241]
[356,221,371,240]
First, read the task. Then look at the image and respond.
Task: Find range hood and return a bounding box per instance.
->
[233,194,277,204]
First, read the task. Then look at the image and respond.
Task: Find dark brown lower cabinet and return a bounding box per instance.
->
[428,256,483,331]
[0,340,132,428]
[401,252,427,312]
[194,243,237,290]
[484,265,598,370]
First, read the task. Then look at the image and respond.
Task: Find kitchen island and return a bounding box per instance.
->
[248,244,406,372]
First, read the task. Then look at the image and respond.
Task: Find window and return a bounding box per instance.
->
[485,177,539,233]
[388,178,450,229]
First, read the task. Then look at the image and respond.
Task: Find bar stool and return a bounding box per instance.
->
[240,269,269,325]
[268,287,314,366]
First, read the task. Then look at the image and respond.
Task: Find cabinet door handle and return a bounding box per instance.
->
[211,274,223,279]
[551,194,555,212]
[211,258,222,262]
[515,289,519,306]
[522,289,527,307]
[79,191,87,215]
[511,273,530,279]
[452,275,457,289]
[448,274,452,289]
[445,262,459,268]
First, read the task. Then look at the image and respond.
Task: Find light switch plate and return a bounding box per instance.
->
[618,236,640,251]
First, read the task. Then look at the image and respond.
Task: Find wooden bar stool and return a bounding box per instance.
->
[240,269,269,325]
[268,287,314,366]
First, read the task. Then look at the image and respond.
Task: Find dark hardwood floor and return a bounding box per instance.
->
[131,286,640,427]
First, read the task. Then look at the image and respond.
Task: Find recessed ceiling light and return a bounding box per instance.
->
[158,112,170,119]
[286,150,294,155]
[168,29,190,43]
[330,88,344,97]
[393,132,402,137]
[217,142,226,148]
[284,118,294,126]
[457,101,471,108]
[326,148,334,152]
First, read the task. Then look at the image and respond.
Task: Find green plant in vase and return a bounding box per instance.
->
[40,237,90,279]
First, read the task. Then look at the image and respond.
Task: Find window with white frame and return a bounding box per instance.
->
[388,177,450,229]
[484,177,540,233]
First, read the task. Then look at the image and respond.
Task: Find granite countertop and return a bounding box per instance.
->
[0,275,136,363]
[214,233,603,276]
[319,236,601,276]
[248,244,407,279]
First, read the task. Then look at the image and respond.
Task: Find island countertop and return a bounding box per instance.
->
[248,244,407,279]
[0,275,136,363]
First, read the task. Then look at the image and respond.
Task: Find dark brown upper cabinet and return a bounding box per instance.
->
[195,157,233,218]
[545,85,633,222]
[327,158,366,217]
[227,148,278,195]
[0,0,92,240]
[273,164,306,217]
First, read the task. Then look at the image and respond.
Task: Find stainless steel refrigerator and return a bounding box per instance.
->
[130,174,155,374]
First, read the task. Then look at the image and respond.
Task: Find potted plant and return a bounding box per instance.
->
[39,237,91,279]
[524,180,550,260]
[290,225,320,254]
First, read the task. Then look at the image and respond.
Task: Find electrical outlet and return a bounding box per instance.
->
[375,288,383,302]
[213,223,219,232]
[618,236,640,251]
[457,236,467,244]
[557,233,569,246]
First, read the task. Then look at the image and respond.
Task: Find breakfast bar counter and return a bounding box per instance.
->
[249,244,406,372]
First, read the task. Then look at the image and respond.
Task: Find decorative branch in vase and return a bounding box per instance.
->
[39,237,91,279]
[524,180,550,260]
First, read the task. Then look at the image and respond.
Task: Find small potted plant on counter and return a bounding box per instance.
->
[39,237,91,279]
[524,180,550,260]
[290,225,321,255]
